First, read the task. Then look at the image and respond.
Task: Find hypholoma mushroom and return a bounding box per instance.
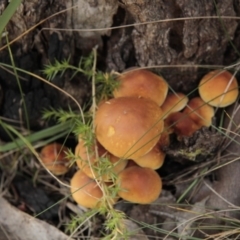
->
[133,143,165,170]
[113,69,168,106]
[117,165,162,204]
[165,112,199,137]
[183,97,214,128]
[70,170,118,208]
[95,96,164,160]
[199,70,239,107]
[70,169,103,209]
[161,92,189,119]
[75,140,128,181]
[40,143,70,175]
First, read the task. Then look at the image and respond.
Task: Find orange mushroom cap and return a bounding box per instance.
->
[113,69,168,106]
[133,143,165,170]
[95,97,164,160]
[165,112,200,137]
[183,97,214,127]
[199,70,239,107]
[117,166,162,204]
[75,140,128,181]
[40,143,70,175]
[70,170,103,208]
[161,92,189,119]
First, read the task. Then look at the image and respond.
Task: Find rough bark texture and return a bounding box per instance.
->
[110,0,239,92]
[0,1,240,86]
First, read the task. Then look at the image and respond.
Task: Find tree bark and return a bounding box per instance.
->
[108,0,239,92]
[1,0,239,91]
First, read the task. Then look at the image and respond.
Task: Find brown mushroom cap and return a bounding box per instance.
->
[70,170,103,209]
[75,140,97,170]
[117,166,162,204]
[165,112,200,137]
[199,70,239,107]
[95,97,164,160]
[161,92,189,119]
[40,143,70,175]
[113,69,168,106]
[183,97,214,127]
[133,143,165,170]
[75,140,128,181]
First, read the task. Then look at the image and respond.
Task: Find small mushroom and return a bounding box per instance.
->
[183,97,214,128]
[165,112,200,137]
[113,69,168,106]
[161,92,189,119]
[133,143,165,170]
[40,143,70,175]
[75,140,128,181]
[117,166,162,204]
[70,170,103,208]
[95,96,164,160]
[199,70,239,107]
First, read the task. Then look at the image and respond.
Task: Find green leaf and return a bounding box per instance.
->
[0,120,73,152]
[0,0,22,38]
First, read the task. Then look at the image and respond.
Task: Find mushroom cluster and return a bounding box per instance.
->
[41,68,239,209]
[165,69,239,139]
[70,69,170,208]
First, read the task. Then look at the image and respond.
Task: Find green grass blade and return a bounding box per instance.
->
[0,0,22,38]
[0,120,73,152]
